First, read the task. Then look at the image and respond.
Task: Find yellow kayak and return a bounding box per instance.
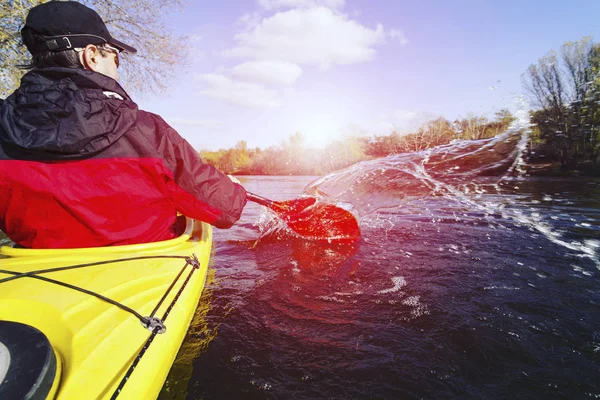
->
[0,218,212,399]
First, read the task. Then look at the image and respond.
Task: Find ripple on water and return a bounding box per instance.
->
[178,131,599,399]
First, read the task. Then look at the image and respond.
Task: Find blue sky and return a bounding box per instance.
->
[135,0,600,151]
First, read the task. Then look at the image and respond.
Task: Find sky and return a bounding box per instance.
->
[134,0,600,151]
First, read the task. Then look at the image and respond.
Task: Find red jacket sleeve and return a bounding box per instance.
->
[148,114,247,228]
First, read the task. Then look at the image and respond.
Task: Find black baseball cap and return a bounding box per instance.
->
[22,1,137,54]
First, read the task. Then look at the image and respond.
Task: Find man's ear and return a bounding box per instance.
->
[80,45,101,72]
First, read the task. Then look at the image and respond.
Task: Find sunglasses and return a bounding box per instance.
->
[101,44,120,68]
[74,43,120,68]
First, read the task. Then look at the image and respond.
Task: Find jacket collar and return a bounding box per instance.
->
[21,67,132,101]
[0,67,138,159]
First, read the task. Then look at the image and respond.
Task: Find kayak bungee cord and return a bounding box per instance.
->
[0,253,203,398]
[111,254,201,400]
[0,267,148,322]
[0,255,190,284]
[0,255,191,326]
[147,254,197,320]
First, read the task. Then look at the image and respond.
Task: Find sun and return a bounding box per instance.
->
[299,113,344,148]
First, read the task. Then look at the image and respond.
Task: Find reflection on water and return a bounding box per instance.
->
[159,270,218,400]
[167,120,599,399]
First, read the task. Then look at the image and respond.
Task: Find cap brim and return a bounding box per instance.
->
[109,37,137,54]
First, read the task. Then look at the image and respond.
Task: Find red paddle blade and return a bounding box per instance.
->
[270,197,360,243]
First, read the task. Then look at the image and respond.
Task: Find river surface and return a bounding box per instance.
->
[160,131,600,399]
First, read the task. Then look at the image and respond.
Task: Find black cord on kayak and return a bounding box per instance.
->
[111,254,201,399]
[160,254,200,323]
[0,268,148,323]
[0,255,190,325]
[148,254,200,319]
[110,324,162,400]
[0,255,189,284]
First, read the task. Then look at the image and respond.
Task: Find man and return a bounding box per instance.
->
[0,1,247,248]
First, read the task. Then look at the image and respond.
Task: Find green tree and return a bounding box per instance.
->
[232,141,251,173]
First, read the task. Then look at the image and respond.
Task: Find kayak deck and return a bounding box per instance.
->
[0,218,212,399]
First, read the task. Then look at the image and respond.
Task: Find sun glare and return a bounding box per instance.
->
[299,114,344,148]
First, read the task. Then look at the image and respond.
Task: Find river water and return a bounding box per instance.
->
[160,130,600,399]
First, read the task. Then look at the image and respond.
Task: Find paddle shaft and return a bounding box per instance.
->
[246,191,277,208]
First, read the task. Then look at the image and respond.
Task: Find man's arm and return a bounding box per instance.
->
[150,115,247,228]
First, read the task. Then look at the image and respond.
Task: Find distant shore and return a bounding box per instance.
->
[524,162,600,177]
[230,162,600,178]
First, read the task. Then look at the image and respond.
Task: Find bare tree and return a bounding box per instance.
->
[523,37,600,169]
[0,0,188,97]
[0,0,36,97]
[524,51,566,114]
[562,37,594,104]
[414,117,453,150]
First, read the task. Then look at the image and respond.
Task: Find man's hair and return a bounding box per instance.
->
[21,31,112,70]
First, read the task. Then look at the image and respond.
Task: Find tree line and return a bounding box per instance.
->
[203,35,600,176]
[200,111,516,175]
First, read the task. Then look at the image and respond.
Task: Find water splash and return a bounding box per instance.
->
[303,99,599,268]
[378,276,407,294]
[255,206,290,242]
[305,111,530,217]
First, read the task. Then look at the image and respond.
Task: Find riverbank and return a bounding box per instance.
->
[231,162,600,178]
[524,161,600,177]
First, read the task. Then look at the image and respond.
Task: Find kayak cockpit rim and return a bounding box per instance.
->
[0,217,206,258]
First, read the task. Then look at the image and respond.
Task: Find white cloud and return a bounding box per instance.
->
[196,73,280,108]
[388,28,408,45]
[197,4,406,110]
[224,7,386,69]
[231,61,303,86]
[237,12,262,31]
[258,0,346,11]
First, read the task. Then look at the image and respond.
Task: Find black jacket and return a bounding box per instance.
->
[0,67,246,248]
